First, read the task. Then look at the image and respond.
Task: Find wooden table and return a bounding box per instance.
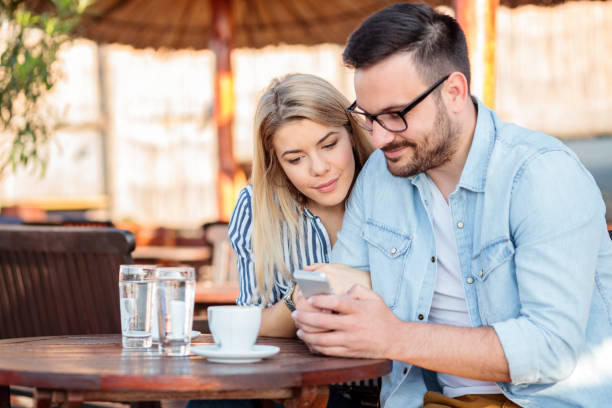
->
[0,334,391,408]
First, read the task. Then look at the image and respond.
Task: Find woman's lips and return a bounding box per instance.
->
[315,178,339,193]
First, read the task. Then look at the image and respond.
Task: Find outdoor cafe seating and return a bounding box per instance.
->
[0,223,391,408]
[0,223,390,408]
[0,224,135,406]
[0,224,135,339]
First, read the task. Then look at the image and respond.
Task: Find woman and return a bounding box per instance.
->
[188,76,377,408]
[229,73,374,338]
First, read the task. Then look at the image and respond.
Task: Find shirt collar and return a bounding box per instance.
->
[303,206,317,219]
[456,96,496,193]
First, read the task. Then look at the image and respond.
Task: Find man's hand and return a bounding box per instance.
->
[293,285,511,382]
[292,284,401,359]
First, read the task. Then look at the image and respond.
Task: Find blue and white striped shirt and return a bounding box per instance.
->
[229,185,332,307]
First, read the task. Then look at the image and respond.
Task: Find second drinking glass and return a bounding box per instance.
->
[155,266,195,356]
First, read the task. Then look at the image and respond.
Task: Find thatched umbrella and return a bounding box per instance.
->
[47,0,571,50]
[25,0,579,220]
[27,0,414,220]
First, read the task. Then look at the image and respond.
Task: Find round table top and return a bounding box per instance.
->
[0,334,391,392]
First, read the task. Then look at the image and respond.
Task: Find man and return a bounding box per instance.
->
[292,3,612,408]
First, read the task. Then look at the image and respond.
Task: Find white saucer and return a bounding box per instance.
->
[191,344,280,363]
[152,330,201,342]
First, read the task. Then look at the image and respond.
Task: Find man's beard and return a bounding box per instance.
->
[382,102,459,178]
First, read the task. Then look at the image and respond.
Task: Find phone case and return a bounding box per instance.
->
[293,270,334,298]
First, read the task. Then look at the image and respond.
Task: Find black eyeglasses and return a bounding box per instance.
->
[347,74,450,133]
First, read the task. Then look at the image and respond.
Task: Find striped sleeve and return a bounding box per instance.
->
[228,186,263,306]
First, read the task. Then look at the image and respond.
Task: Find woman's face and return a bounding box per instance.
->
[273,119,356,211]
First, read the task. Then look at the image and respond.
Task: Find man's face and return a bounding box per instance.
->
[353,53,459,177]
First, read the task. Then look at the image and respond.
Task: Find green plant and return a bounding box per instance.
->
[0,0,87,175]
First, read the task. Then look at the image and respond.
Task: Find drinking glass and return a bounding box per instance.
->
[155,266,195,356]
[119,264,156,348]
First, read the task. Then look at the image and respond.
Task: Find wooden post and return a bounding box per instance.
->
[96,44,112,218]
[211,0,237,222]
[283,385,329,408]
[453,0,498,108]
[34,388,53,408]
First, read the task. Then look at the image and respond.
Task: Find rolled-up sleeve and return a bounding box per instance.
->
[492,150,606,384]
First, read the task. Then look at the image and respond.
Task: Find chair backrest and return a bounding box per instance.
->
[203,222,237,285]
[0,225,135,339]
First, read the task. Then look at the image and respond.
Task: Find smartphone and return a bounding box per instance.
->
[293,269,334,298]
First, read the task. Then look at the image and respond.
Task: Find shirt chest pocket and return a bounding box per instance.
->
[473,239,515,281]
[472,239,519,323]
[362,220,412,310]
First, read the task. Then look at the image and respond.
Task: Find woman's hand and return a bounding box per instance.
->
[303,263,371,295]
[292,286,330,334]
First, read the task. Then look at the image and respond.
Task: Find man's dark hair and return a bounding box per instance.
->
[343,3,471,89]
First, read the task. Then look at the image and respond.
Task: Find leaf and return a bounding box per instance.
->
[0,0,85,175]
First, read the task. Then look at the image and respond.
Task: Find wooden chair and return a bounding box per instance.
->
[202,221,237,285]
[24,220,115,228]
[0,225,135,339]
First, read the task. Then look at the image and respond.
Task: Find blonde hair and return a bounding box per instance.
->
[252,73,373,303]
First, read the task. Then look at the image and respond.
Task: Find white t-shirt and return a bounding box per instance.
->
[425,175,500,398]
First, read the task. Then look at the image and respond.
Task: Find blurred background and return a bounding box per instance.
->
[1,0,611,285]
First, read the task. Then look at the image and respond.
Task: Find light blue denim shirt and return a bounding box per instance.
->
[331,98,612,408]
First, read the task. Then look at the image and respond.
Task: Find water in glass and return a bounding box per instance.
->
[156,267,195,356]
[119,265,156,348]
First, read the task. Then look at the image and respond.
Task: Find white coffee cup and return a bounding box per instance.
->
[207,306,261,351]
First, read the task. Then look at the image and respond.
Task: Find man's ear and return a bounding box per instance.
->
[444,71,470,114]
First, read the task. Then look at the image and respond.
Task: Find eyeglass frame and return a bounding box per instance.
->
[347,73,451,133]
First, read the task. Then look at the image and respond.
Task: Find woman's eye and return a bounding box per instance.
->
[323,141,337,149]
[288,157,302,164]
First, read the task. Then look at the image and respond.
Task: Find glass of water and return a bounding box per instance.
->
[119,265,156,348]
[155,266,195,356]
